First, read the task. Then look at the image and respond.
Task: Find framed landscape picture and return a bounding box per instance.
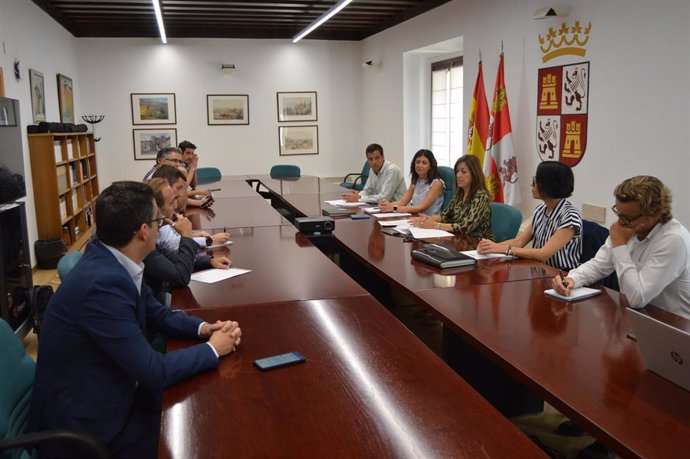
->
[57,73,75,123]
[277,91,317,122]
[207,94,249,125]
[131,93,176,125]
[29,69,46,123]
[278,125,318,156]
[133,128,177,160]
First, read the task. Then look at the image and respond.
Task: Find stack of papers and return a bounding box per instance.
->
[324,199,367,208]
[372,212,412,219]
[407,227,454,239]
[363,207,381,214]
[461,250,514,260]
[191,268,251,283]
[378,219,410,227]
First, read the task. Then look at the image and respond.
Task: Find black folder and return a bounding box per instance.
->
[411,243,476,269]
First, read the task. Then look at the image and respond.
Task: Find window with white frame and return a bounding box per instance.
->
[431,57,463,168]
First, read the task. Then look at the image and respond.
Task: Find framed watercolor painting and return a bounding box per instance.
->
[29,69,46,123]
[131,93,176,125]
[277,91,317,122]
[133,128,177,160]
[57,73,75,123]
[207,94,249,125]
[278,125,318,156]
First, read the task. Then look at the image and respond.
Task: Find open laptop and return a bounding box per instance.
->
[628,308,690,391]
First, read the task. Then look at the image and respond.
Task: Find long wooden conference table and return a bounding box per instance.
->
[161,175,690,459]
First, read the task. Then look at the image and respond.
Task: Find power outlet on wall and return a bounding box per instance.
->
[582,203,606,224]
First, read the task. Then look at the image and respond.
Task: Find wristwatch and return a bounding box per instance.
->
[205,236,213,246]
[393,205,398,212]
[435,223,441,230]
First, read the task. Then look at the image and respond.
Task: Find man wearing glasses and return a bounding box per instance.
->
[143,146,184,180]
[28,181,242,457]
[553,175,690,319]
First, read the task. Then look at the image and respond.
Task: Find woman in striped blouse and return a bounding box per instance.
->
[477,161,582,270]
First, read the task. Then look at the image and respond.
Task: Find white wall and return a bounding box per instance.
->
[76,38,362,187]
[0,0,79,264]
[362,0,690,226]
[2,0,690,267]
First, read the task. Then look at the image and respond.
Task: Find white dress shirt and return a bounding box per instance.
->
[568,219,690,319]
[359,160,407,203]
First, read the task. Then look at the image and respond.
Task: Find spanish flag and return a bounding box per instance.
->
[466,60,493,193]
[486,52,521,205]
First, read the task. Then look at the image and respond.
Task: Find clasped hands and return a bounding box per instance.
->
[476,239,503,255]
[201,320,242,357]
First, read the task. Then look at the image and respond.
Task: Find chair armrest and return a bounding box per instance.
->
[0,429,108,459]
[342,172,362,183]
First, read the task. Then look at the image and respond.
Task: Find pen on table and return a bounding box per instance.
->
[559,270,569,289]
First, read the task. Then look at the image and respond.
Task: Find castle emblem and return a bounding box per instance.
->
[536,62,589,166]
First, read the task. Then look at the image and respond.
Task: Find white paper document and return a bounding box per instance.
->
[324,199,367,208]
[372,212,412,219]
[544,287,602,301]
[408,227,454,239]
[191,268,251,283]
[363,207,381,214]
[461,250,514,260]
[378,219,410,227]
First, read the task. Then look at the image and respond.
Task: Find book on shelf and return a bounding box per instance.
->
[71,192,78,213]
[53,141,63,162]
[66,141,74,159]
[411,243,477,269]
[59,196,67,221]
[56,166,68,192]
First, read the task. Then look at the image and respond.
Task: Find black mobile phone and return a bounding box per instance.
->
[254,352,306,371]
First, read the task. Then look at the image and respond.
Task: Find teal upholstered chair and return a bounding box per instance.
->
[196,167,222,184]
[0,319,107,459]
[438,166,456,211]
[57,252,82,281]
[270,165,301,179]
[340,162,370,191]
[490,203,522,242]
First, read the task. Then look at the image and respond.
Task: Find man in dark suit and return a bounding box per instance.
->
[28,181,242,458]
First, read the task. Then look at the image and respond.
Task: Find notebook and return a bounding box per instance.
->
[627,308,690,391]
[544,287,602,302]
[411,243,476,269]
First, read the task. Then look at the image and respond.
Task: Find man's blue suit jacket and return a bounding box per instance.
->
[28,239,219,454]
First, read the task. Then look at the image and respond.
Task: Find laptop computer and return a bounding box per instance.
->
[628,308,690,391]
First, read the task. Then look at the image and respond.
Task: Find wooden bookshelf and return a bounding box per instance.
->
[28,132,99,249]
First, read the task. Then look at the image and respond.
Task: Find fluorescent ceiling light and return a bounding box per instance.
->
[152,0,167,44]
[292,0,352,43]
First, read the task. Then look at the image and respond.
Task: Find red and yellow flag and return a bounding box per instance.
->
[486,53,521,205]
[466,60,491,175]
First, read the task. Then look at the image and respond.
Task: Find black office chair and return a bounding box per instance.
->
[580,219,619,291]
[0,319,108,459]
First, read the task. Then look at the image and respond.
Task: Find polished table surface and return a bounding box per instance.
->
[160,297,545,459]
[416,279,690,459]
[188,195,288,230]
[333,217,559,291]
[172,226,368,310]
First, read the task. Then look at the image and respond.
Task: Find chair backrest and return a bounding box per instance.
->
[270,165,301,179]
[581,220,619,291]
[0,319,36,451]
[360,162,371,184]
[490,203,522,242]
[196,167,222,184]
[57,252,82,281]
[437,166,456,211]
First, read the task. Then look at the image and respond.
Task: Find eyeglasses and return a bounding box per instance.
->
[149,215,166,227]
[611,206,643,225]
[165,158,182,164]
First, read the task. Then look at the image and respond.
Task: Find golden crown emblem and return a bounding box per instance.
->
[539,20,592,63]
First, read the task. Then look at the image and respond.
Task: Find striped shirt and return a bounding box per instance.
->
[531,199,582,270]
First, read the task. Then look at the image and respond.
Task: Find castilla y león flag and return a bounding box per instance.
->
[486,52,520,205]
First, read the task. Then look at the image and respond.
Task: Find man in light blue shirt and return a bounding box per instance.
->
[343,143,406,204]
